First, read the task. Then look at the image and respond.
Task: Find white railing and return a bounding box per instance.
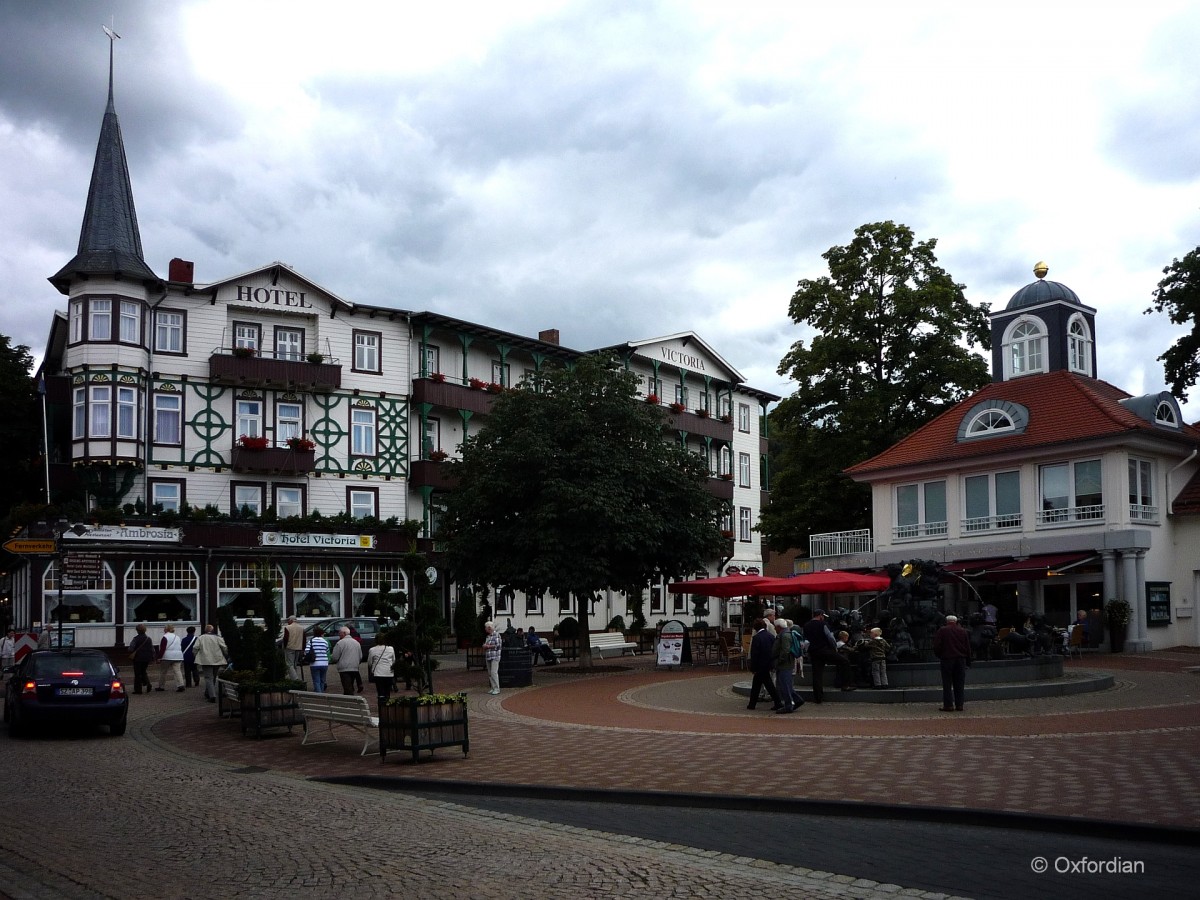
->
[1036,504,1104,526]
[1129,504,1158,522]
[961,513,1023,533]
[892,521,948,541]
[809,529,872,558]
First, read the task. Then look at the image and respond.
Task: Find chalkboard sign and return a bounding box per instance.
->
[1146,582,1171,628]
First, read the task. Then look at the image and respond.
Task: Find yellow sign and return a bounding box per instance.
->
[3,539,58,554]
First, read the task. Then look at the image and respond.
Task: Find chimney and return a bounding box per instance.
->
[168,258,194,283]
[538,328,560,346]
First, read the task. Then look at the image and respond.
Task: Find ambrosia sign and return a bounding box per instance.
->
[232,285,313,309]
[260,532,376,549]
[62,525,180,543]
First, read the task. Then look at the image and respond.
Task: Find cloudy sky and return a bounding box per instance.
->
[3,0,1199,418]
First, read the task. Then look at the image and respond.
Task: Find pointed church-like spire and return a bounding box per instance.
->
[50,26,158,293]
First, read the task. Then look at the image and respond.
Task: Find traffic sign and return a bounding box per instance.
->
[2,539,57,554]
[63,552,103,579]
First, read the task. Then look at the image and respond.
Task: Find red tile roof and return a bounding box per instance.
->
[847,370,1200,477]
[1174,468,1200,516]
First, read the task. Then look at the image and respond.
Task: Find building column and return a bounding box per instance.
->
[1127,549,1152,653]
[1101,550,1117,611]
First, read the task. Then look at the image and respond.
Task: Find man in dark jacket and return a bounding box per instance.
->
[932,614,972,711]
[746,619,781,710]
[802,610,856,703]
[128,623,156,695]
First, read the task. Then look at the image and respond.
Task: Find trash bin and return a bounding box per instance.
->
[499,645,533,688]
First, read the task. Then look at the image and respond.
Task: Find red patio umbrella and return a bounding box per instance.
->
[751,571,891,596]
[666,575,772,597]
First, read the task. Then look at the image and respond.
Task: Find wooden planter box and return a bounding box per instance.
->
[379,698,470,763]
[239,688,303,738]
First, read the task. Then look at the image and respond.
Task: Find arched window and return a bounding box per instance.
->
[1068,315,1092,376]
[1155,401,1178,427]
[1004,317,1046,378]
[965,409,1015,437]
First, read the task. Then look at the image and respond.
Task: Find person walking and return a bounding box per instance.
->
[331,626,363,695]
[933,614,972,711]
[192,624,228,703]
[746,618,781,710]
[772,618,802,713]
[802,610,856,703]
[156,624,186,692]
[280,615,305,681]
[306,628,330,694]
[128,624,156,695]
[366,641,397,703]
[37,625,53,649]
[0,629,16,675]
[181,625,200,687]
[483,621,502,695]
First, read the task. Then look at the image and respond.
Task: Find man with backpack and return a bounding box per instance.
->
[772,618,805,713]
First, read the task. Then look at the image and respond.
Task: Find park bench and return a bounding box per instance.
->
[589,631,640,658]
[290,690,379,756]
[216,677,241,719]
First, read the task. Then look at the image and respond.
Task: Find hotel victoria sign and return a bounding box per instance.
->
[260,532,377,549]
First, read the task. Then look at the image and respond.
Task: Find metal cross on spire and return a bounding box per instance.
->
[102,20,121,103]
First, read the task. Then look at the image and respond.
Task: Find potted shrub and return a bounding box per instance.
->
[379,692,469,763]
[232,346,256,359]
[236,434,270,451]
[1105,598,1131,653]
[306,351,325,364]
[428,449,449,462]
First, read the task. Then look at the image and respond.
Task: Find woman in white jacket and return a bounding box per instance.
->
[365,641,397,702]
[156,624,186,692]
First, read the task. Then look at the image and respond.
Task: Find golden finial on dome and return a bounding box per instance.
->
[1033,261,1049,279]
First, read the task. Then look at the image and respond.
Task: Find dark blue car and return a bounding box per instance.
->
[3,649,129,737]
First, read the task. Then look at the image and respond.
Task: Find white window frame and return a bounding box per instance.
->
[894,480,948,539]
[962,470,1021,532]
[424,344,440,376]
[738,403,751,433]
[233,323,259,353]
[89,298,111,341]
[233,484,263,517]
[275,327,303,361]
[354,331,380,372]
[1128,458,1156,522]
[351,408,376,456]
[276,402,303,446]
[89,385,111,438]
[69,300,83,343]
[1004,317,1047,378]
[491,361,510,386]
[153,393,181,444]
[72,387,86,439]
[1067,315,1092,376]
[154,310,184,353]
[423,417,441,457]
[150,481,181,513]
[349,489,376,520]
[119,300,140,344]
[275,485,304,518]
[236,400,263,439]
[1038,459,1103,525]
[674,384,688,407]
[738,452,751,488]
[116,386,137,439]
[738,507,752,541]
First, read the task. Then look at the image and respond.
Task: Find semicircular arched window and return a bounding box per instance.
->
[1067,315,1093,376]
[1004,318,1046,378]
[1155,401,1178,427]
[957,400,1030,442]
[966,409,1015,436]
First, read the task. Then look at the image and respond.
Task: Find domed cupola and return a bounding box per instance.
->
[989,262,1097,383]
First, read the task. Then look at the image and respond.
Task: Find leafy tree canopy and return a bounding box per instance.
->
[0,334,41,515]
[439,354,726,664]
[761,221,991,550]
[1146,246,1200,402]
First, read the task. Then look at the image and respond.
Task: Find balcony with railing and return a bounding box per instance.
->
[230,446,315,475]
[961,513,1023,534]
[1129,503,1158,522]
[410,374,498,415]
[892,521,949,541]
[210,347,341,392]
[809,528,873,559]
[408,457,460,490]
[1035,504,1105,527]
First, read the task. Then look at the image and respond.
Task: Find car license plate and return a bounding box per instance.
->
[57,687,93,697]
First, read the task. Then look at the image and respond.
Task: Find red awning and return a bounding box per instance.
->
[983,552,1098,581]
[667,575,771,597]
[752,571,892,596]
[940,557,1012,576]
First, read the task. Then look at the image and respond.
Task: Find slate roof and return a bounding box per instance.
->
[49,63,158,292]
[846,369,1200,478]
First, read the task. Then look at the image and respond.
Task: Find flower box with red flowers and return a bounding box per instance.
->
[236,435,270,450]
[720,529,734,539]
[468,377,487,390]
[719,414,732,424]
[428,449,449,462]
[719,472,734,481]
[286,437,316,451]
[430,372,446,383]
[486,382,504,394]
[645,393,660,405]
[696,408,710,418]
[668,402,686,414]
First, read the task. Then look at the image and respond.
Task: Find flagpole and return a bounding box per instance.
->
[39,375,51,504]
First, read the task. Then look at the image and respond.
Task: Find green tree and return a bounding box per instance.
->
[761,221,990,550]
[439,354,726,667]
[1147,246,1200,401]
[0,334,42,513]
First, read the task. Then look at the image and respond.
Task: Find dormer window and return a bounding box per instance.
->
[1155,401,1178,427]
[966,409,1015,436]
[1067,315,1092,376]
[1004,318,1046,378]
[957,399,1029,442]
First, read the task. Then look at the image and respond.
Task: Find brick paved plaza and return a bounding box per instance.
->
[1,649,1196,898]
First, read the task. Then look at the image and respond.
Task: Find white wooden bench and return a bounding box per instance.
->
[589,632,639,658]
[531,638,564,665]
[290,690,379,756]
[216,677,241,719]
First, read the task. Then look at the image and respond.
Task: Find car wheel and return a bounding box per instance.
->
[109,714,127,737]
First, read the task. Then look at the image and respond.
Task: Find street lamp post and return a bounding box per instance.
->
[53,521,89,649]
